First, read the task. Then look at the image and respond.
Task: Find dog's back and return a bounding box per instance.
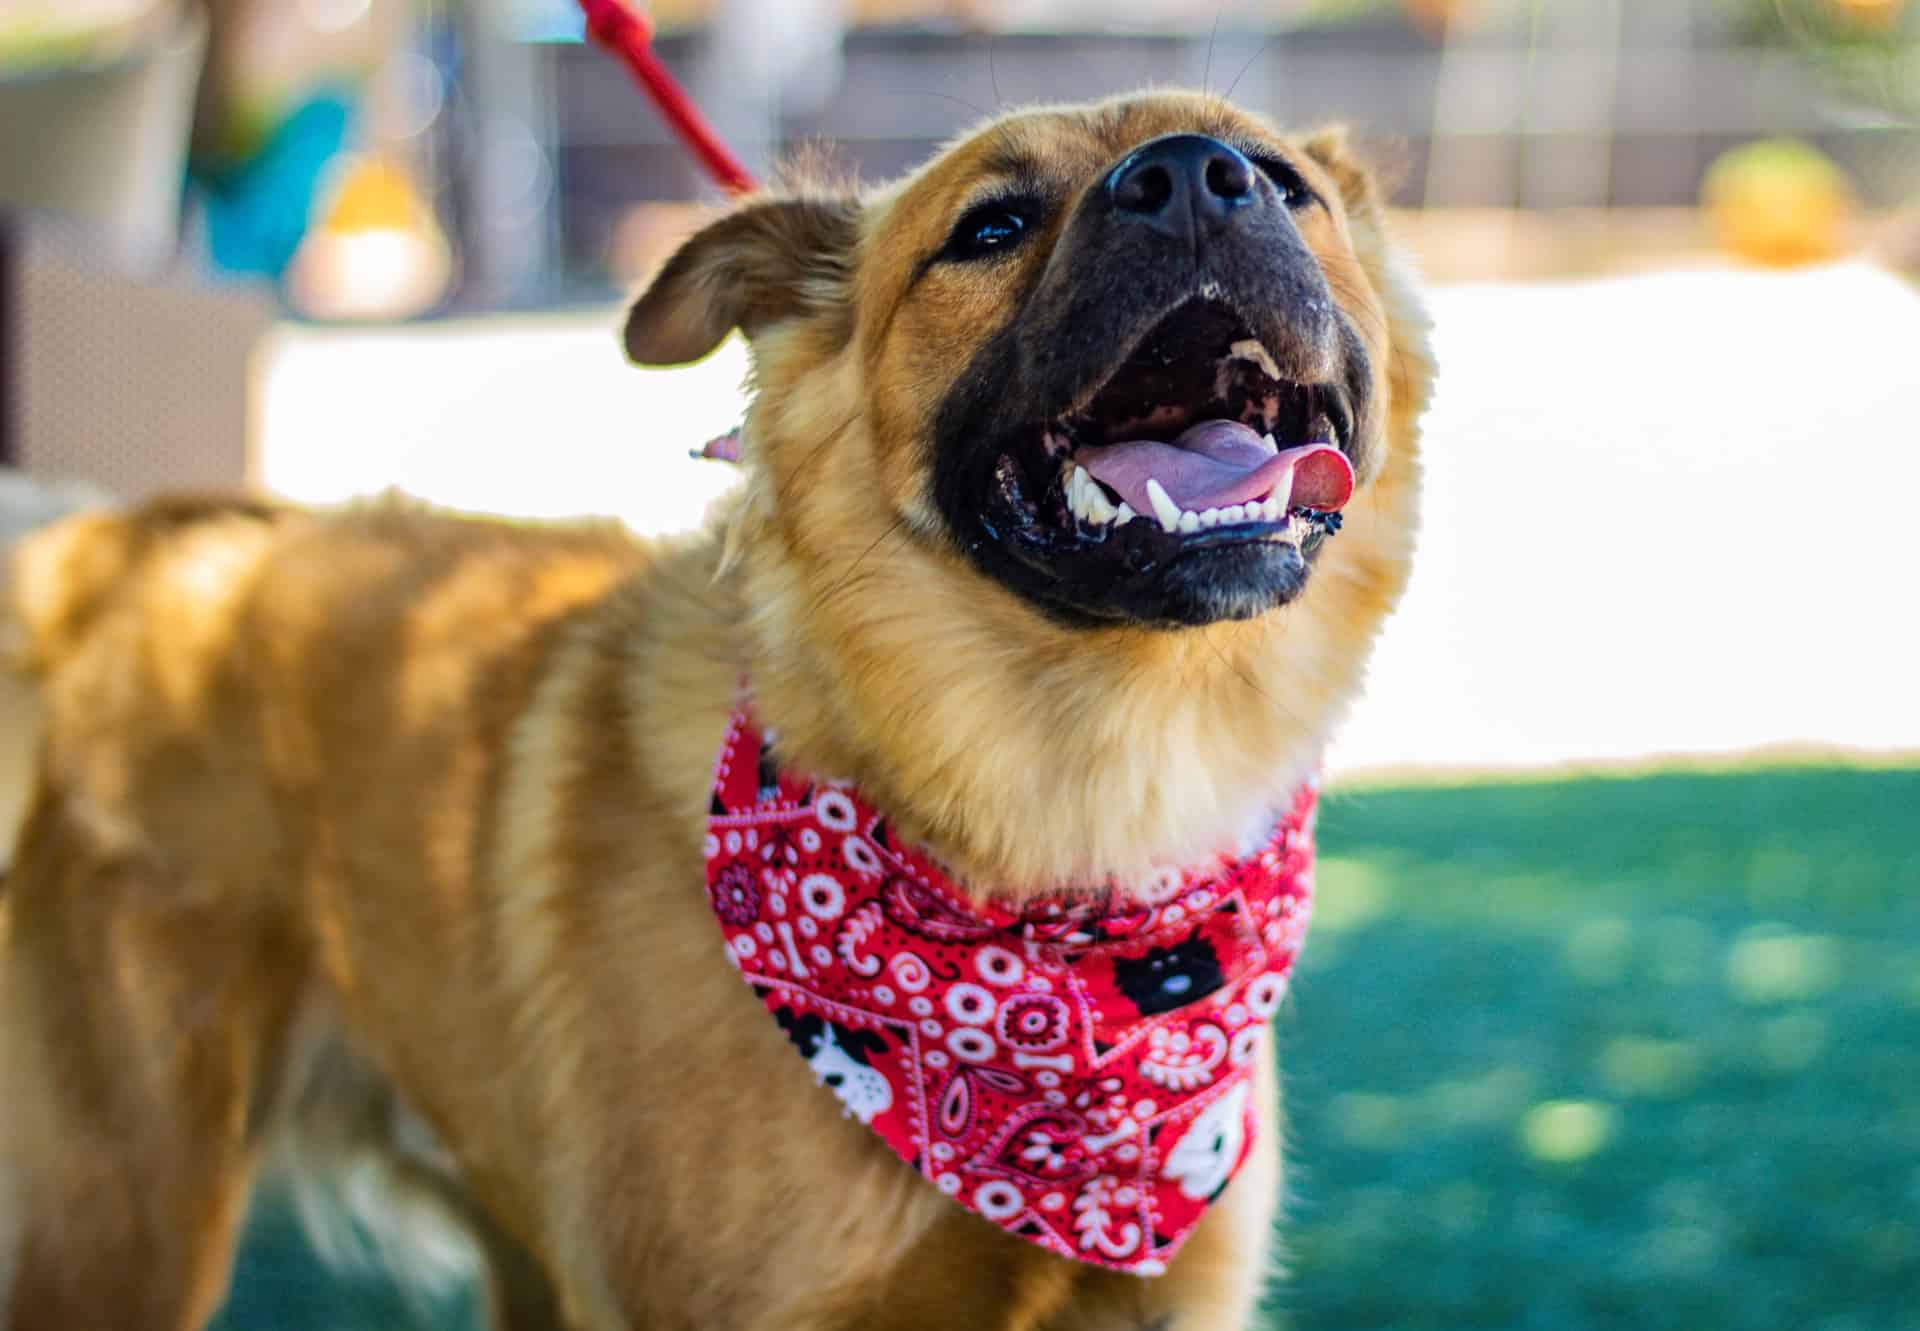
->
[3,496,644,868]
[0,497,644,1326]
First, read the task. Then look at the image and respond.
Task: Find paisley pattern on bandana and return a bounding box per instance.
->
[704,705,1316,1276]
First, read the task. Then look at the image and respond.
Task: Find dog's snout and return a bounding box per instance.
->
[1107,135,1258,244]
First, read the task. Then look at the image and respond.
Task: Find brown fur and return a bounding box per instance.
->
[1,93,1431,1331]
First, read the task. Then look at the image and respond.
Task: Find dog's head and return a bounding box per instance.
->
[625,92,1432,888]
[628,92,1419,628]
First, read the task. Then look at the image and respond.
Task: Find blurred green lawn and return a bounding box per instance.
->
[211,764,1920,1331]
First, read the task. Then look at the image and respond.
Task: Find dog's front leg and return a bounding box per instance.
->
[1,808,303,1331]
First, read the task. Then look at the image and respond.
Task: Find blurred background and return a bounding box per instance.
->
[2,1,1917,1328]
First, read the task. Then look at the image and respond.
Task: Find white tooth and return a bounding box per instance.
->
[1260,433,1280,457]
[1266,496,1284,522]
[1222,505,1244,524]
[1068,465,1089,518]
[1086,485,1116,525]
[1145,479,1182,533]
[1114,503,1137,526]
[1078,472,1104,523]
[1199,508,1220,528]
[1178,510,1200,534]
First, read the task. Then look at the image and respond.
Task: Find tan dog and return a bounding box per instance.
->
[0,92,1431,1331]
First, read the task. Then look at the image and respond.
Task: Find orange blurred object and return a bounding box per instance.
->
[1701,139,1859,269]
[1824,0,1907,30]
[1401,0,1482,36]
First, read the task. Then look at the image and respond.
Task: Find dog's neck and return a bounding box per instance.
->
[679,313,1422,897]
[718,507,1359,900]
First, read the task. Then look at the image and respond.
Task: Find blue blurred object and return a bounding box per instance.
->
[194,91,355,278]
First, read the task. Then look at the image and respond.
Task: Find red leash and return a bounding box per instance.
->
[576,0,759,196]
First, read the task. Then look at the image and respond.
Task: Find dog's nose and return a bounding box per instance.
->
[1107,134,1258,244]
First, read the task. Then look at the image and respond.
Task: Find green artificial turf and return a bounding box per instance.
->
[209,764,1920,1331]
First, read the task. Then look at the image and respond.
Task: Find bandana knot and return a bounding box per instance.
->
[704,705,1316,1276]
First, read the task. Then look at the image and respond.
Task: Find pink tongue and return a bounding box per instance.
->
[1074,420,1355,518]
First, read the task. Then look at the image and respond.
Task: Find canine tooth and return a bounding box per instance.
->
[1072,467,1105,523]
[1178,510,1200,534]
[1145,479,1182,533]
[1114,503,1137,526]
[1260,433,1279,457]
[1199,508,1221,528]
[1265,496,1284,522]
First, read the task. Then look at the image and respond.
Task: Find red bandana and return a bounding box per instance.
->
[704,705,1316,1276]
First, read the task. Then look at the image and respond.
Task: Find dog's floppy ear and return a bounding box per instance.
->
[623,195,862,366]
[1300,126,1389,223]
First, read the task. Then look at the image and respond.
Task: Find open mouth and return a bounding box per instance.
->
[976,298,1357,621]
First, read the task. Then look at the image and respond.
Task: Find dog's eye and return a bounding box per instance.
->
[944,201,1031,262]
[1248,153,1317,210]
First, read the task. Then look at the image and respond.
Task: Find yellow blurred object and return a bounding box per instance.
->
[321,152,424,233]
[290,151,453,320]
[1701,139,1858,269]
[1824,0,1907,30]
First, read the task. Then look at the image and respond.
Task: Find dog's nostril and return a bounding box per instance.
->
[1115,162,1174,215]
[824,1073,844,1088]
[1108,135,1260,238]
[1205,155,1253,202]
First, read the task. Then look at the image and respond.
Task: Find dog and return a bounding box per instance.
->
[0,475,103,874]
[0,92,1431,1330]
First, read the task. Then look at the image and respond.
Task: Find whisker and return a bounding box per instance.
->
[1203,5,1225,95]
[814,515,910,612]
[884,88,993,123]
[774,412,863,517]
[1223,29,1279,104]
